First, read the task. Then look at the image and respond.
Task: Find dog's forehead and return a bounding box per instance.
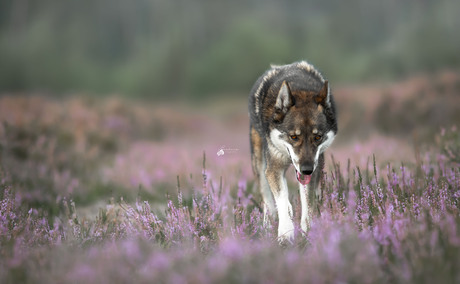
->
[295,102,324,120]
[291,89,318,104]
[285,105,326,131]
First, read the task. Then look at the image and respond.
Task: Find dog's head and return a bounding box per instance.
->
[270,80,336,185]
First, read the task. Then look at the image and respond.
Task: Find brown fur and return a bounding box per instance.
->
[248,61,338,242]
[250,126,263,177]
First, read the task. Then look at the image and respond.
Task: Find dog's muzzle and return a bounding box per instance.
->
[287,147,313,186]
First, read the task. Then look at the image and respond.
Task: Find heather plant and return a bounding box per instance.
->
[438,126,460,164]
[0,96,205,217]
[373,73,460,140]
[1,92,460,283]
[3,137,459,283]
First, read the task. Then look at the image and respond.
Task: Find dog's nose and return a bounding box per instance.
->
[300,164,314,175]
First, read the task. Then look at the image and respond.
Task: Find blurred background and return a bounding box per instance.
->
[1,0,460,217]
[1,0,459,99]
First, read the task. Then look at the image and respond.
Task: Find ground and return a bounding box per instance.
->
[0,71,459,283]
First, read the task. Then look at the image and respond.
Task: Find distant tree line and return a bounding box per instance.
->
[0,0,459,99]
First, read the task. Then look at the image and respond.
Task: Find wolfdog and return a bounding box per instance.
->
[249,61,337,243]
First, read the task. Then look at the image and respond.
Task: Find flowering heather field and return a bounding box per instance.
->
[1,72,460,283]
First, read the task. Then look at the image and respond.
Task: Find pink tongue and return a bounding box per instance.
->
[296,171,311,185]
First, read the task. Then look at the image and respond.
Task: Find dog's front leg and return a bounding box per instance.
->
[265,166,294,243]
[299,183,312,233]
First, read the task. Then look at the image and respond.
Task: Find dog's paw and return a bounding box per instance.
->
[277,232,294,247]
[300,219,311,234]
[277,225,295,246]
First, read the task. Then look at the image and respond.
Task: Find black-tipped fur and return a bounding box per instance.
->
[249,61,338,242]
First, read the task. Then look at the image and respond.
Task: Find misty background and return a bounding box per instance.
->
[1,0,459,99]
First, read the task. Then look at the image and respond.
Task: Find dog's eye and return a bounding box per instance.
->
[289,135,299,141]
[314,135,322,141]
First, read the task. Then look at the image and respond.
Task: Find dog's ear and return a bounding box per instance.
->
[275,81,293,113]
[273,81,293,123]
[315,80,330,106]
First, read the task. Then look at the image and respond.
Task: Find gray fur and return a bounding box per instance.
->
[248,60,338,243]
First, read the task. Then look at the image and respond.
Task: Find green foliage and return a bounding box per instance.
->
[188,18,294,97]
[1,0,460,99]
